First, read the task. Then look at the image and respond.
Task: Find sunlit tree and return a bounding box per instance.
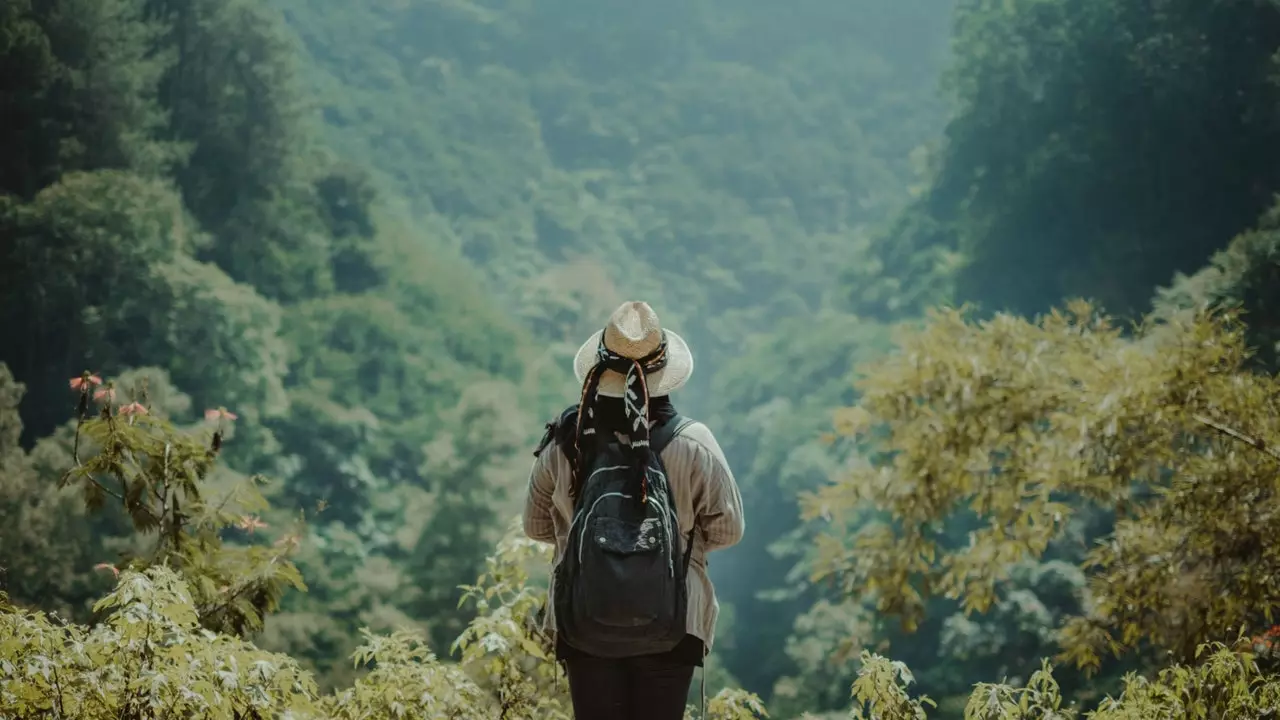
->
[806,301,1280,674]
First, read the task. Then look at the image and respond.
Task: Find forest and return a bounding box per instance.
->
[2,0,1280,717]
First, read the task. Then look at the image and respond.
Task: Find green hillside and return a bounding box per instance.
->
[4,0,1280,717]
[268,0,956,692]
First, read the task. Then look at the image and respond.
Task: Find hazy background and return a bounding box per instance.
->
[3,0,1279,717]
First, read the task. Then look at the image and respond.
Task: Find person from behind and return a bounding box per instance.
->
[522,300,745,720]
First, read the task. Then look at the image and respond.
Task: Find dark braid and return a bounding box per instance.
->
[569,331,670,501]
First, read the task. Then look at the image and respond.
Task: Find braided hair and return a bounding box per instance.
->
[569,330,670,503]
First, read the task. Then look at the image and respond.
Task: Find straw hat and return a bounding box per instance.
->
[572,301,694,398]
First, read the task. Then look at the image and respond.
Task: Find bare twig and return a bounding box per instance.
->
[72,415,84,467]
[1193,413,1280,462]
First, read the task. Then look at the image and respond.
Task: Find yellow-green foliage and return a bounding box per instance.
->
[7,563,1280,719]
[847,652,935,719]
[805,302,1280,672]
[9,305,1280,720]
[0,377,771,719]
[451,529,572,719]
[841,643,1280,720]
[324,628,488,718]
[0,537,772,719]
[59,373,305,638]
[1,567,321,717]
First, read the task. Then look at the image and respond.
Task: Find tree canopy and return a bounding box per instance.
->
[808,303,1280,674]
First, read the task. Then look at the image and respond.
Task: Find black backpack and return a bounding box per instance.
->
[544,406,696,658]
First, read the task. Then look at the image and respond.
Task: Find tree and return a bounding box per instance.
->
[805,301,1280,675]
[703,311,896,697]
[0,0,179,198]
[149,0,336,301]
[768,597,875,718]
[55,369,305,636]
[0,170,290,444]
[406,381,528,652]
[1155,196,1280,373]
[886,0,1280,318]
[0,364,102,617]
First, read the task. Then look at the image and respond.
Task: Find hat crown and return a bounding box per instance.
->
[573,300,693,397]
[601,301,662,359]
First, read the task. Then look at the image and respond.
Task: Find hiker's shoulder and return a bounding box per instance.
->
[665,421,733,479]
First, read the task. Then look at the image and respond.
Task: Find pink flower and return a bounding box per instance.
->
[70,375,103,391]
[93,387,116,402]
[118,402,148,416]
[204,407,238,422]
[237,515,267,534]
[93,563,119,578]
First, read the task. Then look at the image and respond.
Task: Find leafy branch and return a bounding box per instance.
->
[57,371,305,637]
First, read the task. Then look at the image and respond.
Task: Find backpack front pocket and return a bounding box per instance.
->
[579,515,671,627]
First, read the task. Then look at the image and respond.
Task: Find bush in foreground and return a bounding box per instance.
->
[5,559,1280,719]
[7,299,1280,719]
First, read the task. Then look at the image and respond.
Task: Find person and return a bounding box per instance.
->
[522,300,745,720]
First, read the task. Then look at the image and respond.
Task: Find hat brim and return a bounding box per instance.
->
[572,328,694,398]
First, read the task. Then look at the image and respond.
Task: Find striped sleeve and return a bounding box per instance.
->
[521,448,558,544]
[681,424,745,552]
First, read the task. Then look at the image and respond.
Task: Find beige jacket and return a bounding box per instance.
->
[521,420,745,653]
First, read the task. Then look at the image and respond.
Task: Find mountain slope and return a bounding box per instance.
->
[271,0,958,698]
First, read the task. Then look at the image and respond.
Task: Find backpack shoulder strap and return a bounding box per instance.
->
[533,404,579,458]
[649,415,695,456]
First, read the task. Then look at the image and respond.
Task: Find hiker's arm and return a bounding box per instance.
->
[522,449,557,545]
[690,429,745,553]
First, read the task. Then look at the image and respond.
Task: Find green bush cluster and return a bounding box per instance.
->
[8,305,1280,720]
[6,541,1279,719]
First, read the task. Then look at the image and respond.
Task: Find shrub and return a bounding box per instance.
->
[7,324,1280,719]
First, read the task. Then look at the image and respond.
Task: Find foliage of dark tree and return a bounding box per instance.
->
[0,0,179,198]
[0,0,539,689]
[885,0,1280,318]
[1155,197,1280,372]
[0,171,290,445]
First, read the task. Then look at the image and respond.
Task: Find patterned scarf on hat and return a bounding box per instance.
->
[570,330,670,502]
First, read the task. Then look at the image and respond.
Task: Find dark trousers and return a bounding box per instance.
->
[563,653,696,720]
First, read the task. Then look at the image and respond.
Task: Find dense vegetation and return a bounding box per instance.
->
[3,0,1280,717]
[8,308,1280,719]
